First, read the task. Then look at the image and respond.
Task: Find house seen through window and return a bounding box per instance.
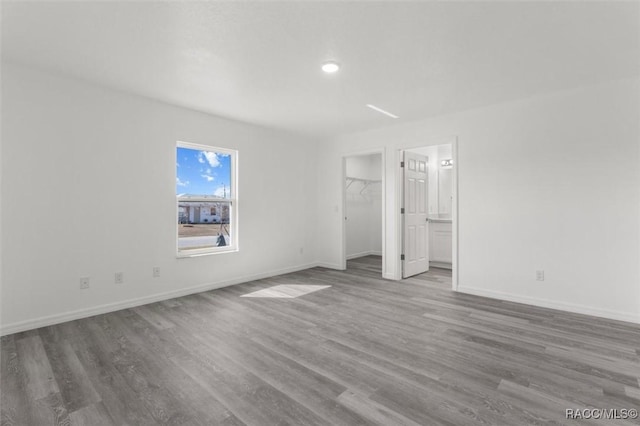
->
[176,142,237,255]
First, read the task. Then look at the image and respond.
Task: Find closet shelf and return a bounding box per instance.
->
[346,176,382,194]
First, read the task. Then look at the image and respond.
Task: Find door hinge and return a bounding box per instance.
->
[400,254,405,260]
[400,161,405,168]
[401,208,405,214]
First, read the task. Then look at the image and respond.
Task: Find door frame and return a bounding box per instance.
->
[397,138,459,291]
[341,148,386,276]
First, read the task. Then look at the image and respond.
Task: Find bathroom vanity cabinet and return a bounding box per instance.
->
[429,218,452,268]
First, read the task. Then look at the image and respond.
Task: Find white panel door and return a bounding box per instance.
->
[403,151,429,278]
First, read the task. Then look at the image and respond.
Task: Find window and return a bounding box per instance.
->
[176,141,237,256]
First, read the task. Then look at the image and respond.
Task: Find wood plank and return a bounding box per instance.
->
[336,390,423,426]
[15,335,59,400]
[30,392,71,426]
[65,318,161,426]
[0,335,36,426]
[131,305,176,330]
[38,326,101,412]
[69,402,115,426]
[114,309,244,425]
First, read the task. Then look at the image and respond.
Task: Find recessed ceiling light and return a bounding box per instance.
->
[322,61,340,73]
[366,104,399,119]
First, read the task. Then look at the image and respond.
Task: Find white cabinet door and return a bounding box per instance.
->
[403,151,429,278]
[429,222,452,264]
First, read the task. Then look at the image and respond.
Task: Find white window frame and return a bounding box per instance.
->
[176,141,238,257]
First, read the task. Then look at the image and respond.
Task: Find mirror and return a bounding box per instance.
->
[438,167,453,215]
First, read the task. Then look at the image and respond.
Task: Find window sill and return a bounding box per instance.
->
[176,247,238,258]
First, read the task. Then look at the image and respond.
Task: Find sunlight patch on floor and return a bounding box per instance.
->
[241,284,331,298]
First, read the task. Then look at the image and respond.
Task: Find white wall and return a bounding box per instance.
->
[345,154,382,259]
[0,63,318,334]
[2,64,639,332]
[316,78,640,323]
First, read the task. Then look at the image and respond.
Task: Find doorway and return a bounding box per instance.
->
[401,143,456,285]
[343,152,384,276]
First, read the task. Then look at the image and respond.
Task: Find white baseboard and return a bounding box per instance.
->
[0,262,321,336]
[429,261,452,270]
[314,262,344,270]
[457,285,640,325]
[346,250,382,260]
[10,264,635,336]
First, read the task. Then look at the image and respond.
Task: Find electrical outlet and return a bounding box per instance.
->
[115,272,124,284]
[80,277,90,289]
[153,267,160,278]
[536,270,545,281]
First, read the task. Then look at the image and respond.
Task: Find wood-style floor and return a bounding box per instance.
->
[2,256,639,425]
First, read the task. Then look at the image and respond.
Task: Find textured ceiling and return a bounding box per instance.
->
[2,1,639,138]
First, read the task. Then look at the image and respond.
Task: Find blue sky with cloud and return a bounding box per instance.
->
[176,146,231,198]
